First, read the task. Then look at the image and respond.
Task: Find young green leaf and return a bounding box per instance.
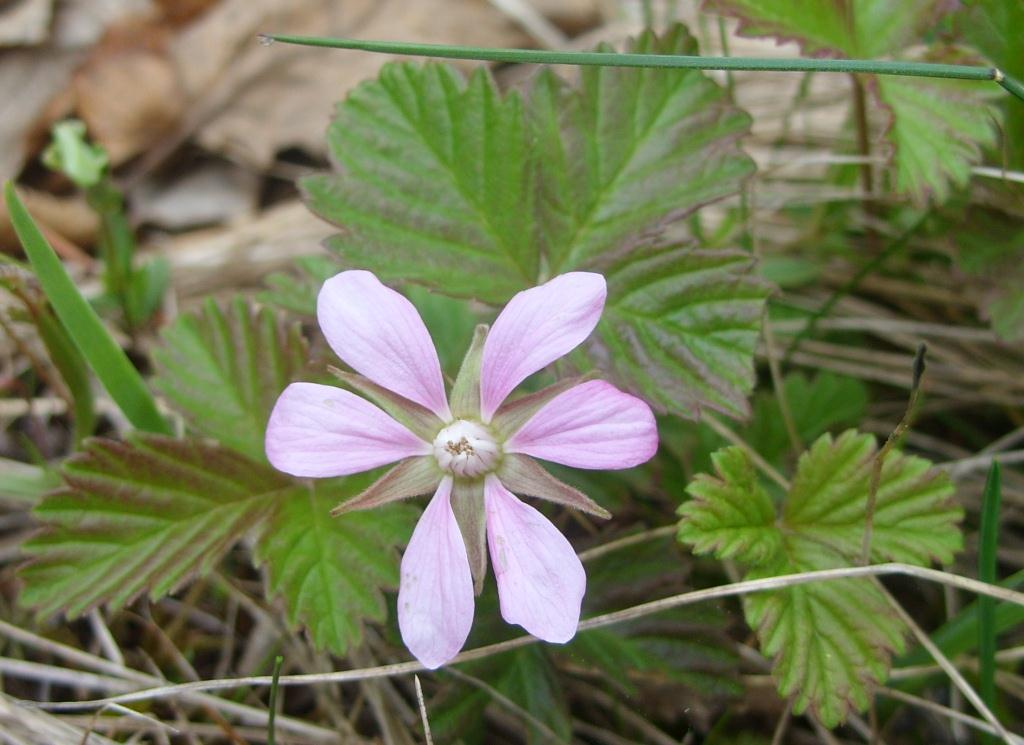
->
[256,476,417,655]
[677,430,962,726]
[784,430,962,565]
[152,298,308,462]
[593,243,770,419]
[4,182,170,434]
[677,446,783,565]
[528,25,755,274]
[19,436,288,619]
[877,69,997,203]
[743,539,905,727]
[303,64,539,304]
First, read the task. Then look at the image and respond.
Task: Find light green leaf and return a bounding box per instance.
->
[260,255,339,316]
[152,297,308,462]
[744,538,905,727]
[877,68,998,204]
[678,430,961,725]
[42,119,108,189]
[784,430,962,566]
[594,242,770,419]
[4,182,169,435]
[677,447,783,565]
[527,25,755,273]
[20,437,287,619]
[708,0,948,58]
[303,64,538,304]
[256,476,417,655]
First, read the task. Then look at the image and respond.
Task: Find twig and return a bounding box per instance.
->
[23,562,1024,712]
[577,525,676,562]
[444,668,562,744]
[413,676,432,745]
[883,587,1014,743]
[861,343,926,564]
[877,687,1024,744]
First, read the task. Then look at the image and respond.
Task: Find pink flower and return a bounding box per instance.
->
[266,270,658,669]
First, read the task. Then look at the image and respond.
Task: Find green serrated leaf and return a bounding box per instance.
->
[20,437,288,619]
[785,430,962,565]
[260,255,340,316]
[677,447,783,565]
[257,476,417,655]
[528,25,755,274]
[593,242,770,419]
[304,64,538,304]
[708,0,949,59]
[744,538,905,727]
[877,68,998,204]
[153,297,308,462]
[678,431,962,725]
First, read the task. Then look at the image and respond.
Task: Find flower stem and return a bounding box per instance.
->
[260,33,1024,102]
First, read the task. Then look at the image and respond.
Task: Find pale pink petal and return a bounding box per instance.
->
[484,476,585,643]
[505,380,658,469]
[480,273,606,420]
[398,477,474,669]
[318,271,450,418]
[266,383,429,477]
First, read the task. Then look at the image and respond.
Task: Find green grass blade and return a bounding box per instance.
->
[979,461,1002,743]
[4,182,170,434]
[34,305,96,446]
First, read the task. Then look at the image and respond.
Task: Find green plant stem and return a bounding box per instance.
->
[261,34,1024,102]
[979,461,1002,745]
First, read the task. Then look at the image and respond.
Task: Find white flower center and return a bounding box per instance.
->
[433,420,499,478]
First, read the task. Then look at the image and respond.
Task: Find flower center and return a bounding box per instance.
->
[433,420,499,478]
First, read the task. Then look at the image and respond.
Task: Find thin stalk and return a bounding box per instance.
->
[979,462,1003,745]
[267,655,283,745]
[259,34,1024,102]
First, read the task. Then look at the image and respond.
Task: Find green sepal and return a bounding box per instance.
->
[452,478,488,594]
[330,456,441,516]
[490,373,597,440]
[329,367,445,442]
[449,324,488,420]
[498,454,611,519]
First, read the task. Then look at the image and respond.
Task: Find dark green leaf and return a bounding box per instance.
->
[593,242,770,419]
[20,436,287,618]
[152,297,308,462]
[304,64,538,304]
[257,476,417,655]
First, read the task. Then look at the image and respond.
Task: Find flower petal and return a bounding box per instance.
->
[266,383,429,477]
[318,270,450,418]
[505,380,658,469]
[480,273,606,420]
[398,477,474,669]
[485,476,585,643]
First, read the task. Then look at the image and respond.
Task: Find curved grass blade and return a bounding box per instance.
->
[4,182,170,434]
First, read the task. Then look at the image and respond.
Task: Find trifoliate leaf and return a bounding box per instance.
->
[19,437,288,618]
[707,0,948,58]
[744,538,905,727]
[527,25,755,273]
[876,65,998,204]
[677,447,783,565]
[256,476,417,655]
[594,242,770,419]
[785,430,962,565]
[677,431,962,725]
[152,297,308,463]
[304,64,538,305]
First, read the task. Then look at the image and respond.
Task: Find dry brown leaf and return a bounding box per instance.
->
[0,0,53,47]
[71,14,184,165]
[170,0,529,168]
